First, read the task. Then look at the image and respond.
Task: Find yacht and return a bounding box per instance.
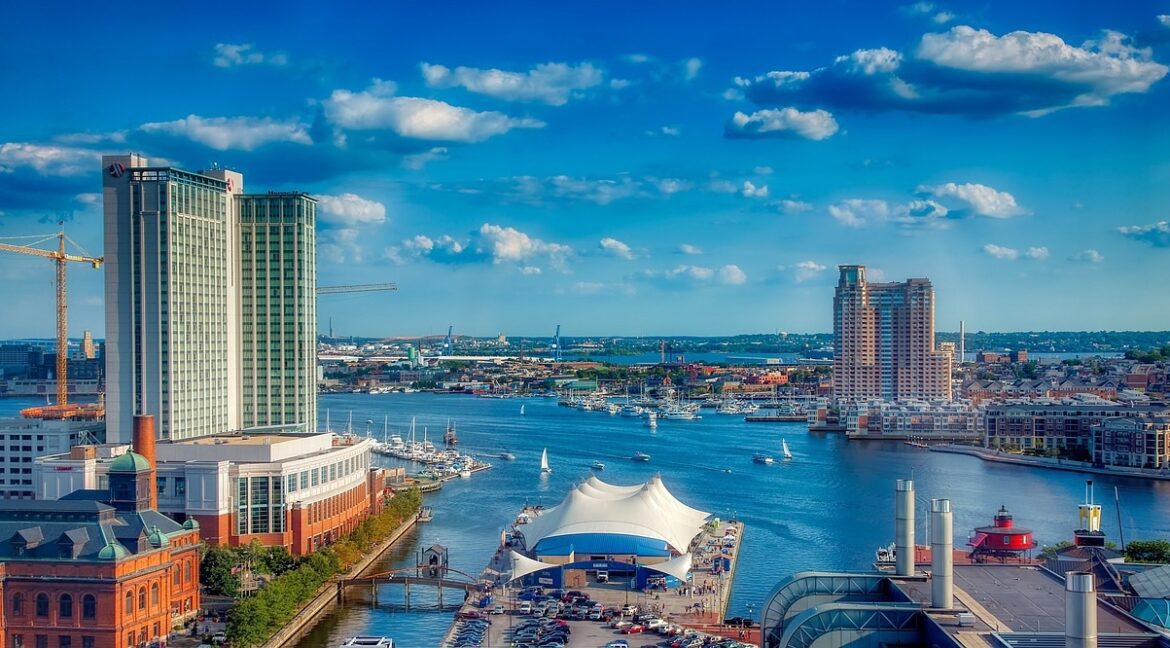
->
[644,411,658,429]
[499,450,516,461]
[340,637,393,647]
[632,451,651,462]
[591,460,606,470]
[618,404,644,417]
[752,452,774,465]
[418,506,434,522]
[659,405,699,420]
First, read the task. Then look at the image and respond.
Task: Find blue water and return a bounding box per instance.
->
[6,395,1165,647]
[294,393,1170,647]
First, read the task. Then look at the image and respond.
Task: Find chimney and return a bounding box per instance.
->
[931,498,953,609]
[896,479,915,576]
[1065,571,1097,648]
[133,415,157,509]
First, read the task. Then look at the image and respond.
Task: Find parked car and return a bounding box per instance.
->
[490,605,505,615]
[621,624,645,634]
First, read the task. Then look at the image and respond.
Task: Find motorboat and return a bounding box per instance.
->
[340,637,393,647]
[752,452,774,465]
[499,450,516,461]
[591,461,605,470]
[418,506,434,522]
[632,451,651,462]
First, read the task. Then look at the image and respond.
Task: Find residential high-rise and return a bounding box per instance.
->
[832,265,952,401]
[237,193,317,430]
[103,155,318,442]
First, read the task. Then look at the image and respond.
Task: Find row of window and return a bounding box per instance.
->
[9,593,95,619]
[9,634,94,648]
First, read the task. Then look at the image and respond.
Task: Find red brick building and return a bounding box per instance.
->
[1,441,200,648]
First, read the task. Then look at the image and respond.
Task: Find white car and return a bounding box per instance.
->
[644,618,666,630]
[490,605,505,615]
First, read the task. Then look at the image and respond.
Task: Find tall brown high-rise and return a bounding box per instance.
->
[832,265,952,401]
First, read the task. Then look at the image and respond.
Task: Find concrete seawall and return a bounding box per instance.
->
[930,445,1170,481]
[261,512,419,648]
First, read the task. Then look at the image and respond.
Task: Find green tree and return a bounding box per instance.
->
[1125,539,1170,563]
[200,546,241,597]
[1040,541,1073,559]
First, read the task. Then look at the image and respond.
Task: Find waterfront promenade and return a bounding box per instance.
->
[930,444,1170,481]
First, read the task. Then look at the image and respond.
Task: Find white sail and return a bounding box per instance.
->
[782,438,793,460]
[540,448,551,473]
[520,404,526,415]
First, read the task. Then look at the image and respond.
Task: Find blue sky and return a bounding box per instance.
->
[1,1,1168,338]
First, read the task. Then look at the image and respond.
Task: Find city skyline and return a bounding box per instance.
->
[2,2,1169,337]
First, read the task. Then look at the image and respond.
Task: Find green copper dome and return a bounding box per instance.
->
[97,541,129,560]
[147,526,170,548]
[182,518,200,531]
[109,451,151,473]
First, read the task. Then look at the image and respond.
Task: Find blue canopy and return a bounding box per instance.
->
[532,532,672,557]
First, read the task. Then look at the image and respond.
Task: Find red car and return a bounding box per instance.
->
[621,624,645,634]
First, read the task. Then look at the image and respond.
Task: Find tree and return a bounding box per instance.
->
[1125,539,1170,563]
[200,546,241,597]
[1039,541,1073,559]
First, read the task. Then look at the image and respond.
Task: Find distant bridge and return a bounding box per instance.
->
[336,565,491,608]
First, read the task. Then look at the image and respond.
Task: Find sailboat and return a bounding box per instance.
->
[540,448,552,474]
[520,404,526,416]
[782,438,793,460]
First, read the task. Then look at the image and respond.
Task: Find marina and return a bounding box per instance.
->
[283,392,1170,647]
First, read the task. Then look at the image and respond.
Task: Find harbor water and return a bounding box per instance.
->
[295,392,1170,647]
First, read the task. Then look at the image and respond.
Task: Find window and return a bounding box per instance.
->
[173,568,181,586]
[82,638,94,648]
[126,632,133,648]
[140,585,149,611]
[12,592,22,616]
[175,477,186,497]
[35,593,48,617]
[156,476,167,496]
[58,637,71,648]
[82,595,95,619]
[59,594,72,618]
[12,635,24,648]
[35,637,47,648]
[150,583,159,607]
[124,592,133,616]
[185,560,192,583]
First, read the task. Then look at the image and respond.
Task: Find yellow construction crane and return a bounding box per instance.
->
[0,232,103,408]
[317,283,398,295]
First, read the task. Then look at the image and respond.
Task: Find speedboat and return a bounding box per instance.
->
[499,451,516,461]
[752,452,774,465]
[340,637,393,647]
[632,451,651,462]
[591,461,605,470]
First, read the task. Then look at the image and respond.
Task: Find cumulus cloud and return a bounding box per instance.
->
[678,244,703,255]
[775,199,813,215]
[319,228,364,264]
[917,182,1027,218]
[982,243,1019,260]
[521,266,542,276]
[828,198,949,228]
[683,57,703,81]
[1074,249,1104,263]
[316,193,387,227]
[718,264,748,285]
[735,26,1168,117]
[741,181,770,198]
[599,237,635,260]
[508,174,685,205]
[645,125,680,137]
[324,80,544,142]
[1160,15,1170,28]
[778,260,828,282]
[725,108,840,140]
[420,61,604,105]
[139,115,311,151]
[212,43,288,68]
[642,263,746,286]
[402,147,449,170]
[396,224,572,271]
[0,143,102,176]
[1118,221,1170,247]
[1025,246,1049,259]
[753,166,774,175]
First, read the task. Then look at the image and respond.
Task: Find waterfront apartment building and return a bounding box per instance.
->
[832,265,952,401]
[1091,416,1170,469]
[984,397,1170,455]
[102,155,318,441]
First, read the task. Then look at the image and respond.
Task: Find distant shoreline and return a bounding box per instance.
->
[930,444,1170,481]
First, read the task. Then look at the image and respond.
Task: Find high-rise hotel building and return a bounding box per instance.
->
[832,265,952,401]
[102,155,317,441]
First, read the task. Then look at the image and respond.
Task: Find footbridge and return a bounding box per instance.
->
[337,565,490,608]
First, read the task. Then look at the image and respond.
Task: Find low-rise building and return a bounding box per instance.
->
[0,417,105,500]
[984,397,1169,456]
[1091,416,1170,469]
[843,399,982,440]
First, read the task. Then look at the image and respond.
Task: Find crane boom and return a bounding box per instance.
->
[0,233,103,406]
[317,283,398,295]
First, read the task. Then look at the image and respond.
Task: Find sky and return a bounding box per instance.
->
[1,1,1168,338]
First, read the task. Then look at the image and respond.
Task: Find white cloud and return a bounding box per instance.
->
[0,143,101,176]
[75,192,101,205]
[721,88,745,101]
[741,181,769,198]
[402,147,449,170]
[906,2,934,14]
[1074,249,1104,263]
[683,57,703,81]
[787,260,828,283]
[475,224,572,269]
[1118,221,1170,248]
[572,281,605,294]
[1025,246,1049,260]
[828,197,950,228]
[420,61,604,105]
[917,26,1168,112]
[678,244,703,256]
[933,11,954,24]
[324,80,544,142]
[982,243,1019,260]
[667,265,714,281]
[647,177,691,195]
[917,182,1027,218]
[753,166,774,175]
[599,237,635,260]
[315,193,387,227]
[726,108,839,140]
[645,125,680,137]
[717,264,748,285]
[624,54,652,64]
[706,179,739,194]
[775,199,813,215]
[319,228,364,264]
[1159,15,1170,28]
[521,266,542,276]
[139,115,311,151]
[212,43,288,68]
[508,174,685,205]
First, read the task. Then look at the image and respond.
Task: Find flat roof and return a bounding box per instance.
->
[173,433,309,446]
